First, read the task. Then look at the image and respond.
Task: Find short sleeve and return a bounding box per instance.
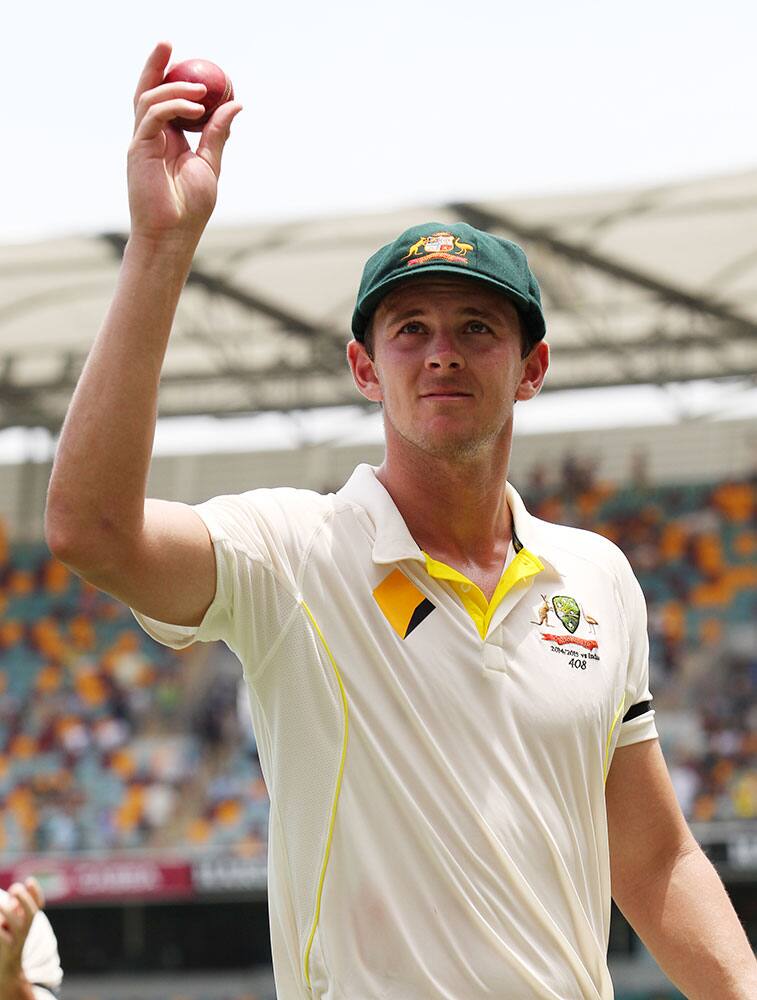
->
[21,909,62,995]
[615,552,658,748]
[131,488,333,675]
[132,498,246,651]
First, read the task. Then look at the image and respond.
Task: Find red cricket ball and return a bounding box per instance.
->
[164,59,234,132]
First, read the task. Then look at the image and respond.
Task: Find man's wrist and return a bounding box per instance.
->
[125,230,200,270]
[0,966,35,1000]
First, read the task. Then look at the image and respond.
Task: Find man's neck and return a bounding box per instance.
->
[376,440,513,568]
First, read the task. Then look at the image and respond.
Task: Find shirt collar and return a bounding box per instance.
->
[338,463,562,575]
[338,464,423,564]
[505,481,562,576]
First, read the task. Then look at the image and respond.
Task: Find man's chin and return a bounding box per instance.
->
[384,411,506,461]
[406,430,493,461]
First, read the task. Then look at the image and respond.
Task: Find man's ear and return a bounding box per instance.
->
[347,340,383,403]
[515,341,549,401]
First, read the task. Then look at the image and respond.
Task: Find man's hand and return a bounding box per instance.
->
[128,41,243,247]
[0,877,45,999]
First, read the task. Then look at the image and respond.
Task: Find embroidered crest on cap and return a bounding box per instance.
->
[402,231,474,268]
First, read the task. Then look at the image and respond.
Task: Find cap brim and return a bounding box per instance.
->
[352,264,536,341]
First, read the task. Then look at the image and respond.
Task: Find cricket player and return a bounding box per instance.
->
[45,42,757,999]
[0,879,63,999]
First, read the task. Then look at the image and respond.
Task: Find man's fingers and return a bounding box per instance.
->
[0,899,22,934]
[133,99,207,143]
[133,81,207,134]
[196,102,244,178]
[133,41,173,112]
[134,80,207,135]
[9,883,38,926]
[25,877,44,911]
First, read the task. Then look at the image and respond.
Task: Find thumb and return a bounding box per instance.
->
[196,101,243,178]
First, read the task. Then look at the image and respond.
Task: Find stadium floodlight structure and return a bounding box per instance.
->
[0,168,756,433]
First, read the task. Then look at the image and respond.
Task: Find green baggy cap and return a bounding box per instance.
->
[351,222,546,349]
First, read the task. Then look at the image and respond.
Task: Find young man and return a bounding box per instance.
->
[45,41,756,999]
[0,879,63,1000]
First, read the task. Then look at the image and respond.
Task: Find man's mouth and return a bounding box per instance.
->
[420,391,473,399]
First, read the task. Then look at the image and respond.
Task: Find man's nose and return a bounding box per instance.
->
[425,333,464,370]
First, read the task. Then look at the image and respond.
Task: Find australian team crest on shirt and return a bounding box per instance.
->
[402,231,474,268]
[552,595,580,633]
[531,592,600,660]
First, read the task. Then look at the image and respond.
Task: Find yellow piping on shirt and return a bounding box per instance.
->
[603,694,626,783]
[300,601,349,989]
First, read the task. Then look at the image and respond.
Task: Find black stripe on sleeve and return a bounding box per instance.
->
[622,700,651,723]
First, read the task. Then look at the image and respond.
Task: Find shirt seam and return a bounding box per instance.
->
[208,501,341,645]
[202,493,360,601]
[245,597,303,684]
[530,533,623,589]
[295,501,374,592]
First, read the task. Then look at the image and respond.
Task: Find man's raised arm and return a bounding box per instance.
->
[45,42,243,627]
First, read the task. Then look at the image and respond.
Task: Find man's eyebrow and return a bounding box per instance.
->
[459,306,501,319]
[381,306,424,324]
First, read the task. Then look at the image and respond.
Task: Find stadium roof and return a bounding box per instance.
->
[1,168,756,432]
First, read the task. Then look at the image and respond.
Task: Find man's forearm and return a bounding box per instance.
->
[619,842,757,999]
[0,969,36,1000]
[45,235,195,567]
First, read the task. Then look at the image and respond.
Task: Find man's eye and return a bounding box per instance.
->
[467,321,491,333]
[399,322,424,334]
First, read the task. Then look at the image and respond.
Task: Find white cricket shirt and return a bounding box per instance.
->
[134,465,657,999]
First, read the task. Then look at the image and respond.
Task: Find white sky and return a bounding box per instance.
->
[5,0,757,242]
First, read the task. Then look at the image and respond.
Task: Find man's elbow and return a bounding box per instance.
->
[611,834,701,917]
[45,494,126,579]
[45,493,88,568]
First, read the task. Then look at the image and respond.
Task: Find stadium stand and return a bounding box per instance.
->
[0,517,267,857]
[1,470,754,858]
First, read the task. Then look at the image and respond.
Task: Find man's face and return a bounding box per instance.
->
[348,276,548,462]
